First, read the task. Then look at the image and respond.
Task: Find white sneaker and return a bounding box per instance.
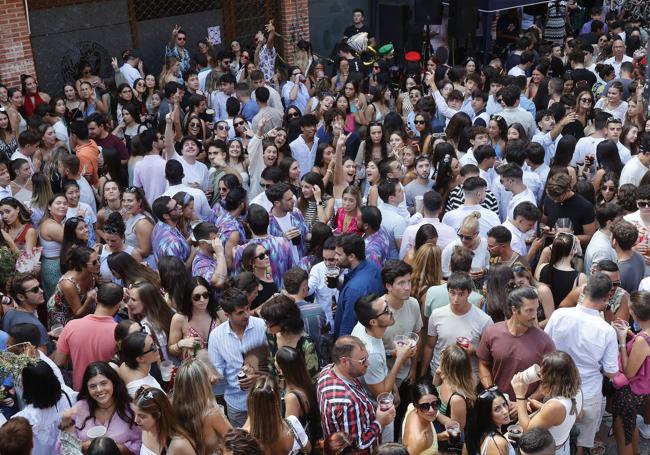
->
[636,415,650,439]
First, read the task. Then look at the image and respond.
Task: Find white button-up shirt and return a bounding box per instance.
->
[308,261,338,327]
[290,135,319,178]
[544,305,618,399]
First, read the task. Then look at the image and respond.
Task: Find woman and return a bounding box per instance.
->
[596,171,619,206]
[143,75,158,113]
[432,149,461,212]
[132,386,196,455]
[159,256,191,311]
[434,345,476,454]
[0,196,36,251]
[511,351,583,453]
[114,83,137,125]
[507,123,528,143]
[159,57,183,87]
[6,87,26,135]
[312,142,335,186]
[527,63,548,101]
[96,180,123,237]
[59,217,90,273]
[279,156,300,197]
[335,93,355,132]
[574,90,594,133]
[21,74,51,118]
[512,264,555,326]
[107,251,161,288]
[595,82,628,121]
[362,85,391,125]
[441,212,490,279]
[38,123,64,161]
[58,362,141,454]
[14,361,76,455]
[114,103,147,155]
[625,88,646,131]
[125,281,173,362]
[38,194,68,300]
[270,127,291,160]
[388,131,408,159]
[276,346,322,445]
[121,187,155,264]
[414,113,434,157]
[402,381,441,455]
[117,331,163,397]
[445,112,473,153]
[172,191,195,239]
[403,224,439,266]
[592,139,624,193]
[298,172,334,233]
[232,115,253,148]
[342,80,367,126]
[98,149,129,198]
[63,84,83,122]
[396,76,420,117]
[622,124,640,156]
[473,387,515,455]
[550,136,578,186]
[0,107,18,161]
[173,358,233,455]
[48,246,99,327]
[241,243,278,309]
[363,160,381,205]
[169,276,224,360]
[484,264,515,323]
[242,375,311,455]
[98,212,142,284]
[261,294,320,379]
[400,147,417,187]
[612,290,650,455]
[183,112,208,143]
[42,146,67,195]
[356,122,388,173]
[333,185,363,236]
[331,59,350,92]
[248,118,279,200]
[487,115,508,160]
[536,232,586,308]
[225,139,249,190]
[410,242,442,318]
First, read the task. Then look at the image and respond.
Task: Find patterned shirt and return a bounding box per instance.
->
[215,211,247,248]
[317,365,382,455]
[268,209,309,261]
[165,45,192,75]
[232,235,295,289]
[192,250,216,282]
[364,227,393,269]
[151,221,190,263]
[258,44,277,83]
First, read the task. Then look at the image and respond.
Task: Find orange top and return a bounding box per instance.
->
[75,140,100,187]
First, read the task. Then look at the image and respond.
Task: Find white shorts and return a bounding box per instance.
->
[575,393,603,448]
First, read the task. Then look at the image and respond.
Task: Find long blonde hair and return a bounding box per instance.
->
[440,345,477,405]
[247,375,284,445]
[173,359,220,454]
[411,243,442,309]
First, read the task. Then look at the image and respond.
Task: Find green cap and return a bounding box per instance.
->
[378,43,394,55]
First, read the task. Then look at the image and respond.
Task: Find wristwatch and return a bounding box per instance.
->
[318,200,327,207]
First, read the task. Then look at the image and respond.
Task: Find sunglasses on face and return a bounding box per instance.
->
[457,231,477,241]
[417,400,439,412]
[256,251,268,260]
[141,344,158,355]
[375,305,392,319]
[22,285,41,294]
[192,292,209,301]
[288,112,300,119]
[234,121,245,127]
[638,201,650,208]
[189,122,200,128]
[217,125,229,131]
[87,259,99,266]
[414,119,426,125]
[345,355,368,365]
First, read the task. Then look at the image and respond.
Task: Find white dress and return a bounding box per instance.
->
[126,374,163,398]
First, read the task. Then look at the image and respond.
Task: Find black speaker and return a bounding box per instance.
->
[377,4,410,49]
[448,0,478,42]
[415,0,443,26]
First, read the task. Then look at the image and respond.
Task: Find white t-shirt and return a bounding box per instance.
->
[382,297,423,384]
[442,205,501,238]
[583,229,617,274]
[441,237,490,277]
[619,156,649,187]
[507,188,537,221]
[502,220,532,257]
[171,152,210,190]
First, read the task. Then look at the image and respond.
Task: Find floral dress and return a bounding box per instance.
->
[47,275,92,328]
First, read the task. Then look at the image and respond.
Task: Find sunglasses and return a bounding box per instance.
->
[457,231,477,241]
[256,251,268,260]
[192,292,210,301]
[189,122,201,128]
[234,121,245,127]
[344,355,368,365]
[177,37,186,41]
[167,203,180,213]
[136,387,155,401]
[22,285,41,294]
[417,400,440,412]
[607,118,622,125]
[414,119,426,125]
[375,305,392,319]
[87,259,99,266]
[141,344,158,355]
[580,98,592,103]
[288,112,300,119]
[217,125,229,131]
[612,280,621,288]
[637,201,650,208]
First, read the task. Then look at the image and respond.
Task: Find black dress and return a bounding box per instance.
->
[250,279,278,310]
[539,264,579,308]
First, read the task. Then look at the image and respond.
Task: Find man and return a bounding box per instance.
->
[334,234,384,338]
[191,222,228,288]
[119,49,143,87]
[542,172,596,248]
[210,73,237,122]
[502,201,543,262]
[132,129,167,205]
[470,90,490,126]
[357,206,393,268]
[610,219,645,293]
[214,186,248,267]
[560,260,629,314]
[0,416,33,453]
[494,85,536,139]
[157,81,184,125]
[404,157,433,204]
[525,143,550,188]
[507,50,534,77]
[351,293,415,443]
[379,260,423,430]
[62,154,97,214]
[571,111,609,167]
[442,177,500,237]
[317,336,395,454]
[568,49,597,87]
[35,103,69,149]
[308,236,339,327]
[604,118,631,163]
[162,160,211,220]
[250,69,282,110]
[475,145,497,190]
[545,273,619,455]
[604,37,633,78]
[487,226,521,267]
[251,86,283,134]
[620,132,650,186]
[208,288,266,428]
[0,162,10,199]
[377,157,410,217]
[284,267,326,346]
[267,183,308,262]
[69,120,100,187]
[166,25,191,75]
[343,8,372,39]
[86,112,129,165]
[11,129,40,173]
[531,110,574,165]
[584,203,619,274]
[249,165,284,210]
[478,286,555,398]
[519,428,556,455]
[254,21,277,83]
[496,163,536,221]
[459,126,490,167]
[151,195,190,263]
[401,191,456,259]
[163,111,209,190]
[604,61,634,100]
[282,65,310,114]
[377,179,408,253]
[53,283,122,390]
[420,271,493,376]
[445,164,499,214]
[290,114,319,177]
[2,273,48,352]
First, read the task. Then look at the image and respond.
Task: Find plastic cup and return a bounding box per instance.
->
[507,424,523,441]
[394,335,411,350]
[377,392,394,411]
[50,324,64,338]
[415,195,424,212]
[445,420,461,443]
[456,337,471,349]
[87,425,107,438]
[159,360,173,382]
[407,332,419,348]
[521,364,541,385]
[326,267,340,289]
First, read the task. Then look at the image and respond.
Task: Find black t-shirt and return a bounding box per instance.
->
[571,68,597,88]
[344,24,372,39]
[542,193,595,236]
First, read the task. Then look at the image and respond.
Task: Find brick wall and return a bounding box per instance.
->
[278,0,310,65]
[0,0,36,89]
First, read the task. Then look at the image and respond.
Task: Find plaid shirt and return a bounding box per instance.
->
[317,365,382,455]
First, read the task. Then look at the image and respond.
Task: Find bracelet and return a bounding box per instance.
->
[516,397,527,401]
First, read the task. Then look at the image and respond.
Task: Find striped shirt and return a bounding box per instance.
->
[445,186,499,214]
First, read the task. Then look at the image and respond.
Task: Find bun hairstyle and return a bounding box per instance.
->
[104,211,126,237]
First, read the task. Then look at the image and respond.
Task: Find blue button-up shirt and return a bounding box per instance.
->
[208,316,267,411]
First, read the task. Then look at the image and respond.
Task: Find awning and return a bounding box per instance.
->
[442,0,549,13]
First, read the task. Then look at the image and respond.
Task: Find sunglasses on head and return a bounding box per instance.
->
[192,292,209,301]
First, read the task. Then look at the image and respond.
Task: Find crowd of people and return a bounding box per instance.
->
[1,2,650,455]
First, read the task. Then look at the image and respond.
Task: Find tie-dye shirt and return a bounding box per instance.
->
[152,222,190,263]
[215,211,247,247]
[232,235,295,289]
[268,209,309,260]
[192,250,216,282]
[364,227,393,269]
